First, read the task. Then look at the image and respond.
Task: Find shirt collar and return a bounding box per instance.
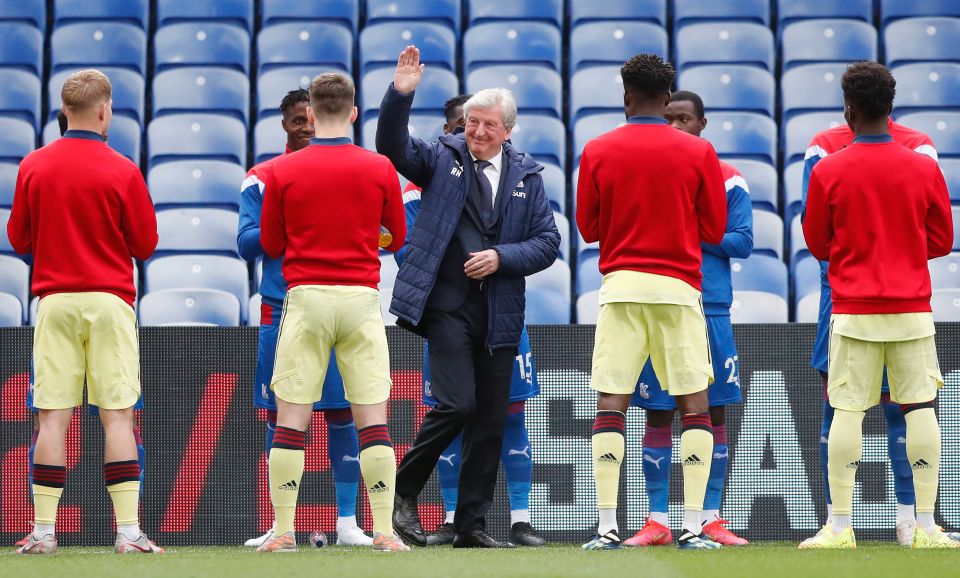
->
[63,129,105,141]
[309,136,351,146]
[469,146,503,173]
[853,134,894,144]
[627,116,668,125]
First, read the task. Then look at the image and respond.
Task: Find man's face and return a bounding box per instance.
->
[443,106,465,135]
[665,100,706,137]
[281,101,314,151]
[464,105,510,161]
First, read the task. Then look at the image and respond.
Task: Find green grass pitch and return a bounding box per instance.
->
[5,543,958,578]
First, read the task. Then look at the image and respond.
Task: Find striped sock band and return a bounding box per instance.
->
[681,412,712,433]
[272,426,306,450]
[104,460,140,486]
[32,464,67,488]
[901,401,935,415]
[358,424,392,450]
[593,411,626,435]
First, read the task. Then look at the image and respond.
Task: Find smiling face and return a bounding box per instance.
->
[281,101,314,151]
[664,100,706,137]
[464,105,511,161]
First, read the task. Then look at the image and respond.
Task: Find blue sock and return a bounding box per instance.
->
[882,397,915,506]
[500,407,532,517]
[437,434,462,518]
[704,425,728,512]
[28,427,36,493]
[265,410,277,453]
[821,400,834,506]
[325,410,361,521]
[643,425,672,516]
[133,426,145,500]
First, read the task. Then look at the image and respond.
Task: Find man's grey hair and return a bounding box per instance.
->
[462,88,517,130]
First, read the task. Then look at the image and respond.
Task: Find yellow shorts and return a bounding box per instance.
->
[271,285,392,406]
[828,331,944,412]
[33,292,141,410]
[590,301,713,396]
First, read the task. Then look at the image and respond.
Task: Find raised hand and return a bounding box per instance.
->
[393,45,425,95]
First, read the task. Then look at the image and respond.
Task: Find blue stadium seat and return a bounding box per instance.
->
[156,0,253,32]
[885,17,960,67]
[528,259,571,296]
[569,67,625,123]
[148,160,245,210]
[466,66,561,118]
[525,289,570,323]
[0,162,15,206]
[795,291,820,322]
[931,288,960,321]
[253,117,287,165]
[49,67,144,125]
[929,254,960,289]
[881,0,960,26]
[51,23,146,75]
[0,23,43,74]
[380,254,399,289]
[781,20,877,71]
[259,22,352,75]
[750,210,784,259]
[539,163,566,212]
[784,112,845,165]
[573,113,625,165]
[367,0,460,35]
[0,253,28,318]
[576,290,599,324]
[0,292,20,325]
[701,112,777,165]
[257,68,316,119]
[463,22,562,74]
[577,254,601,294]
[781,64,847,122]
[794,255,820,300]
[261,0,358,31]
[954,207,960,251]
[509,115,566,170]
[678,65,775,116]
[674,0,770,28]
[363,67,459,117]
[248,293,261,326]
[0,0,45,31]
[569,0,666,28]
[155,208,240,256]
[0,69,40,131]
[0,207,17,256]
[731,291,788,323]
[54,0,149,30]
[44,116,140,163]
[362,114,442,152]
[675,23,774,72]
[152,67,250,125]
[139,288,241,326]
[777,0,873,30]
[783,161,805,222]
[892,63,960,114]
[941,158,960,202]
[0,118,34,164]
[553,211,570,261]
[360,22,455,74]
[896,112,960,157]
[789,214,808,262]
[380,287,398,325]
[155,23,250,74]
[728,159,778,213]
[145,255,250,323]
[570,22,668,75]
[731,255,788,299]
[469,0,562,28]
[148,114,246,168]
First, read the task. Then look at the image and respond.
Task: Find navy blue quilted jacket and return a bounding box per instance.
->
[376,84,560,349]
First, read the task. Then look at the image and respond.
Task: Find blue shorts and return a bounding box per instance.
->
[25,363,144,414]
[423,327,540,407]
[254,299,350,411]
[631,315,742,410]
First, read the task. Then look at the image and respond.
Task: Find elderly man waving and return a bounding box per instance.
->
[376,46,560,549]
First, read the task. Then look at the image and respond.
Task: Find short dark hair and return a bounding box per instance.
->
[620,54,675,99]
[57,110,68,136]
[278,88,309,114]
[841,61,896,121]
[309,73,355,119]
[444,94,471,124]
[670,90,705,119]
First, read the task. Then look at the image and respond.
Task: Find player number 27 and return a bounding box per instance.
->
[725,355,740,386]
[516,352,533,385]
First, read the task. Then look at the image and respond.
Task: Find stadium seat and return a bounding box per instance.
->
[892,63,960,114]
[674,0,769,28]
[728,159,777,213]
[0,207,14,255]
[576,290,599,324]
[248,293,261,326]
[553,211,570,261]
[54,0,149,30]
[0,253,28,317]
[794,256,821,300]
[139,288,241,327]
[896,112,960,157]
[0,69,40,131]
[51,23,146,75]
[469,0,562,28]
[577,254,601,294]
[363,67,459,118]
[463,22,562,74]
[573,113,625,165]
[43,116,141,163]
[781,64,847,122]
[380,287,397,325]
[0,292,20,326]
[569,0,666,28]
[540,163,566,212]
[0,163,15,206]
[360,22,455,74]
[941,158,960,202]
[152,67,250,125]
[257,68,318,118]
[569,66,626,123]
[259,22,352,76]
[931,288,960,321]
[0,0,45,31]
[781,19,877,71]
[379,254,399,289]
[48,67,144,125]
[789,214,809,263]
[701,112,777,165]
[730,291,788,323]
[509,115,566,170]
[525,289,570,324]
[156,0,253,32]
[930,254,960,289]
[253,117,287,165]
[784,112,845,165]
[881,0,960,26]
[148,114,246,168]
[731,255,788,299]
[154,208,240,256]
[750,211,784,260]
[954,207,960,251]
[466,66,561,119]
[570,22,668,75]
[148,160,245,210]
[675,23,774,72]
[678,65,775,116]
[528,259,572,303]
[367,0,460,35]
[783,161,805,222]
[155,23,250,74]
[885,17,960,67]
[145,255,251,323]
[361,114,442,152]
[0,118,34,164]
[796,291,820,323]
[261,0,359,31]
[777,0,873,30]
[0,23,42,75]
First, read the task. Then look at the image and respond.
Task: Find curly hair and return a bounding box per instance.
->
[841,61,896,121]
[278,88,309,114]
[620,53,675,99]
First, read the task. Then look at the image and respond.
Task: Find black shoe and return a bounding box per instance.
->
[426,523,455,546]
[392,495,427,547]
[452,529,515,549]
[510,522,547,547]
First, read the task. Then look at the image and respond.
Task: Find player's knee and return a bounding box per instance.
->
[675,390,709,415]
[646,409,674,428]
